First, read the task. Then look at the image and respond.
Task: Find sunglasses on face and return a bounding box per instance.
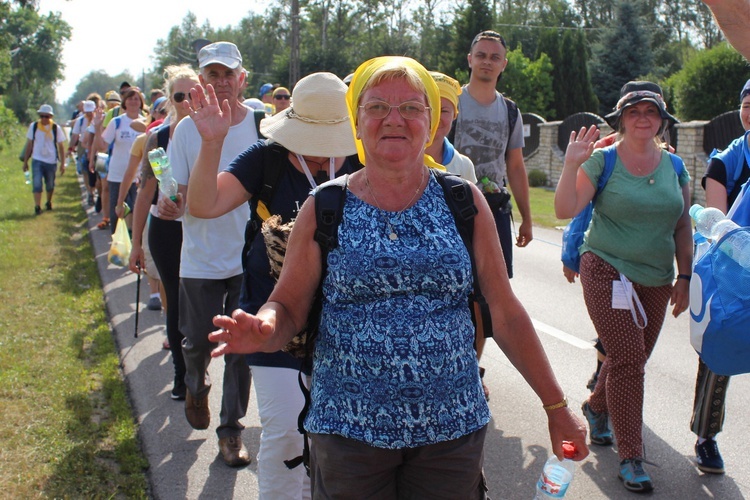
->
[173,92,191,103]
[39,115,52,119]
[274,95,291,100]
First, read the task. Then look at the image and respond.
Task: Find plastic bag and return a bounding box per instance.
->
[108,218,131,267]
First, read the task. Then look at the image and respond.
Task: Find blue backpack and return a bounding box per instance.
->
[561,145,686,273]
[690,225,750,375]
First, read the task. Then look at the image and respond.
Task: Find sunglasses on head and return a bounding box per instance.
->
[274,94,291,100]
[173,92,191,103]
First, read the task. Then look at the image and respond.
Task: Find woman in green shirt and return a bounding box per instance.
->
[554,81,692,493]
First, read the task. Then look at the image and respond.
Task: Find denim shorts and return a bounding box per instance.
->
[31,159,56,193]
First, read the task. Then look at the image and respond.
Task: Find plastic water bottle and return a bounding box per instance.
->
[690,204,750,269]
[693,232,710,264]
[480,176,501,193]
[24,170,31,184]
[147,147,178,201]
[534,442,576,499]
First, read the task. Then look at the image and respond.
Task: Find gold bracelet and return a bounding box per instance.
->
[543,398,568,411]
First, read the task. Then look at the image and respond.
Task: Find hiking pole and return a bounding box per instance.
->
[134,263,141,338]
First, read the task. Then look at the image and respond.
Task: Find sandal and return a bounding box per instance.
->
[97,217,110,230]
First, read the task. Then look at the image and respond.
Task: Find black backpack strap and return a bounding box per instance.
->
[283,175,349,476]
[254,109,267,140]
[434,171,492,338]
[243,142,289,271]
[504,96,518,160]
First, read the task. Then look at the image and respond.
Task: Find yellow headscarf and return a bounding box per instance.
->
[430,71,462,116]
[345,56,445,171]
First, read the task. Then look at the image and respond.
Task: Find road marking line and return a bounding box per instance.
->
[532,318,594,350]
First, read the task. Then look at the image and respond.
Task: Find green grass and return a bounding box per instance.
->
[513,186,570,229]
[0,130,148,498]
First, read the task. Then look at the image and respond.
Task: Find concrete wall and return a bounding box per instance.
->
[524,120,710,206]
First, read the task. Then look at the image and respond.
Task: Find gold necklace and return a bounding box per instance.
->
[630,147,660,184]
[365,167,426,241]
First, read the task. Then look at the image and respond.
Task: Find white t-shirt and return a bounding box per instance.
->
[170,111,256,280]
[445,151,477,183]
[101,114,139,183]
[26,122,66,164]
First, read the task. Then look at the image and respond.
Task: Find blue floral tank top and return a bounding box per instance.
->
[305,172,491,449]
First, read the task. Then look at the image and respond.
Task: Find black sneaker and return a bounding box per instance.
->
[171,379,186,401]
[45,201,52,211]
[34,205,42,215]
[695,439,725,474]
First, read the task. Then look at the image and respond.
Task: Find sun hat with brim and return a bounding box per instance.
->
[259,72,356,158]
[37,104,54,116]
[83,100,96,113]
[604,81,677,131]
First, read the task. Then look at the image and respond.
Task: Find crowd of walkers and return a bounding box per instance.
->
[23,4,750,493]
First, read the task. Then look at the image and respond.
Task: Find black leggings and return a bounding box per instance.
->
[148,215,185,382]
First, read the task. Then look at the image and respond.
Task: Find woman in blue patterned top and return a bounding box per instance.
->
[209,56,588,498]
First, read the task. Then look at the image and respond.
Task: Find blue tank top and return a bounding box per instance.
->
[305,172,491,449]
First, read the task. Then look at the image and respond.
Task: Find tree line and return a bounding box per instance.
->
[2,0,749,141]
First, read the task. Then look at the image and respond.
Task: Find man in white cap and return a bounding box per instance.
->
[23,104,66,215]
[157,41,255,467]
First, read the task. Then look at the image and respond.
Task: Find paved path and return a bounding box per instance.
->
[81,181,261,499]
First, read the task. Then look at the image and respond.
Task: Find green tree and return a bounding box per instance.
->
[589,0,653,116]
[668,43,750,120]
[501,47,554,116]
[1,4,71,123]
[449,0,494,79]
[64,70,136,110]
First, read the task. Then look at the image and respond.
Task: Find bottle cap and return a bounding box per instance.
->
[689,204,703,219]
[562,442,576,459]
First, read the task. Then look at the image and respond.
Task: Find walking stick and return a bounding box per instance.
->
[134,264,141,338]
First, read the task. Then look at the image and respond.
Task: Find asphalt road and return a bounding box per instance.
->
[85,180,749,499]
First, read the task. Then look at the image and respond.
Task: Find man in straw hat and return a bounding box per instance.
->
[185,70,360,500]
[156,41,255,468]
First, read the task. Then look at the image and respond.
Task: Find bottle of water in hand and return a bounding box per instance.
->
[24,170,31,184]
[534,442,576,499]
[690,204,750,269]
[147,147,179,201]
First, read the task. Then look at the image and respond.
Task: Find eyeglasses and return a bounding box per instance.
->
[471,30,507,49]
[173,92,191,103]
[274,95,291,100]
[359,100,430,120]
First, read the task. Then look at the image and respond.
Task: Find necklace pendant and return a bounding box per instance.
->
[648,178,655,185]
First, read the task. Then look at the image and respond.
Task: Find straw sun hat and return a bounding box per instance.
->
[259,72,357,157]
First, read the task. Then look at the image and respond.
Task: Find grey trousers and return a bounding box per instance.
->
[179,275,251,439]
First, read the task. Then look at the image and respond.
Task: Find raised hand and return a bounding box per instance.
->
[185,83,232,143]
[564,126,600,168]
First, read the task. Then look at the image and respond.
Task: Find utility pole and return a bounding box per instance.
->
[290,0,300,86]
